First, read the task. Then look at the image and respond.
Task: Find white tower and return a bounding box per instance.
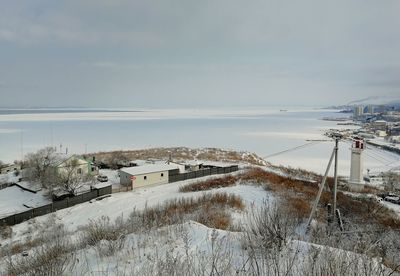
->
[349,137,365,191]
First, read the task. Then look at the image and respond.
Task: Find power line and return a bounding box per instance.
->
[343,140,394,165]
[263,141,321,159]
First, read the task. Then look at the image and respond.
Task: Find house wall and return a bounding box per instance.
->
[57,157,89,176]
[119,169,170,188]
[120,170,133,186]
[132,171,169,188]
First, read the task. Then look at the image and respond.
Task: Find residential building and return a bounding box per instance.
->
[354,106,363,118]
[55,155,98,176]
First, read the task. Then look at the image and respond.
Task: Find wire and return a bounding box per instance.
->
[343,140,395,165]
[263,141,321,159]
[364,152,392,166]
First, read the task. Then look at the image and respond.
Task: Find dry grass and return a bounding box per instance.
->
[286,197,311,218]
[0,225,12,239]
[141,193,244,230]
[242,168,400,228]
[180,167,400,228]
[80,193,245,248]
[179,175,238,192]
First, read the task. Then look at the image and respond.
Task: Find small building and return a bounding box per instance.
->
[375,130,387,137]
[119,164,179,188]
[371,120,387,131]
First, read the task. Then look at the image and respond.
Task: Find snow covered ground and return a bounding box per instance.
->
[5,172,265,243]
[0,186,50,218]
[0,168,397,275]
[0,171,20,185]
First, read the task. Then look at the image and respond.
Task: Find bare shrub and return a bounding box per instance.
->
[287,196,311,219]
[244,200,296,252]
[81,215,125,247]
[0,225,12,240]
[197,207,232,230]
[179,175,238,192]
[81,193,244,252]
[135,193,244,230]
[6,223,73,276]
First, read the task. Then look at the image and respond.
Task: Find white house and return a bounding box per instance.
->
[54,155,98,177]
[119,164,179,188]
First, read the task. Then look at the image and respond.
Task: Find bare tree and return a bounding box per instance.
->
[383,172,400,192]
[24,147,59,188]
[55,158,95,195]
[0,160,5,169]
[106,151,130,169]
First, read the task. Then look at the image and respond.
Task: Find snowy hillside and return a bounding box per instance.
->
[1,167,399,275]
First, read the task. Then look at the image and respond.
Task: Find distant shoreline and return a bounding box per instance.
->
[0,109,143,116]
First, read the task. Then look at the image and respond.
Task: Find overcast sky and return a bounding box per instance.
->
[0,0,399,108]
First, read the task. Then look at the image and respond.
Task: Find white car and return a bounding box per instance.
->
[97,175,108,182]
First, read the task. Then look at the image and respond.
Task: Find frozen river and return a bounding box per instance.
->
[0,107,399,176]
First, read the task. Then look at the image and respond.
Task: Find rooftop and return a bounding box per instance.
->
[120,164,179,176]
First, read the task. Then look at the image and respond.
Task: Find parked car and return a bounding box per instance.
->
[384,196,400,204]
[97,175,108,182]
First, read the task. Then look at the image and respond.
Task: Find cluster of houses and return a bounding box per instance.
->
[1,153,239,192]
[1,151,239,227]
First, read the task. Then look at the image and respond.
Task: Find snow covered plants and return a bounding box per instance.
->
[81,215,125,247]
[244,200,296,252]
[0,225,12,240]
[6,223,73,276]
[134,193,244,230]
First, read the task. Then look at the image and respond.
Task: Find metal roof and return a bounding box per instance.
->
[119,164,179,176]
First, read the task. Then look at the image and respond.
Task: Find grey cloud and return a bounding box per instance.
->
[0,0,399,107]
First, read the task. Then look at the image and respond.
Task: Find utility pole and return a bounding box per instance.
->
[306,146,335,230]
[332,135,339,224]
[306,133,342,232]
[20,129,24,162]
